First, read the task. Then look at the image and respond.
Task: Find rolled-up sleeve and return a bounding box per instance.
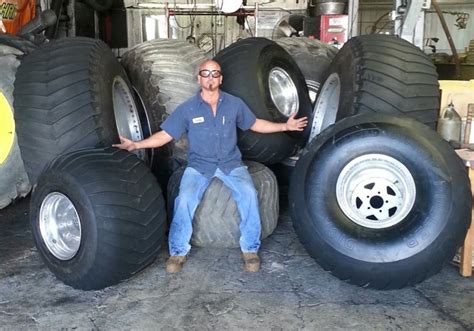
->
[236,99,256,131]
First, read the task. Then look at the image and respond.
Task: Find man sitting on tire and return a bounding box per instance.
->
[114,59,307,273]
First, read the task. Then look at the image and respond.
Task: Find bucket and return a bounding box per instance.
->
[310,0,347,16]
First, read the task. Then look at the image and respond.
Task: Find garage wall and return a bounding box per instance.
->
[122,0,472,57]
[125,6,306,56]
[357,7,393,35]
[358,2,474,55]
[424,4,474,55]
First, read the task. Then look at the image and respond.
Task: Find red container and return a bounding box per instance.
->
[317,14,348,47]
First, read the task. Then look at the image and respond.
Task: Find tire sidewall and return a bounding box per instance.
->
[217,39,312,145]
[258,45,311,123]
[304,127,453,262]
[291,115,471,283]
[327,46,357,122]
[31,172,98,283]
[92,45,126,144]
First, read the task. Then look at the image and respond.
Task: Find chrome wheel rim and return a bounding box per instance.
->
[268,67,299,117]
[39,192,82,260]
[309,73,340,142]
[306,79,320,105]
[336,154,416,229]
[130,86,153,165]
[112,76,146,160]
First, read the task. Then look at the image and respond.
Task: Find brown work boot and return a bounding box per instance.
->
[242,252,260,272]
[165,255,187,273]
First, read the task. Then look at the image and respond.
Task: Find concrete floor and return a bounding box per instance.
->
[1,196,473,330]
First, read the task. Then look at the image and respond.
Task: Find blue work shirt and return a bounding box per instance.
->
[161,91,257,177]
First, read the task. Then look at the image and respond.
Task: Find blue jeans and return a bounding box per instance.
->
[168,166,261,256]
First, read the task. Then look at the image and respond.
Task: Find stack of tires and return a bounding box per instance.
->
[1,33,471,290]
[212,35,471,289]
[4,37,171,290]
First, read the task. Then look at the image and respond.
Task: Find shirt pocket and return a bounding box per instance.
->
[221,117,231,138]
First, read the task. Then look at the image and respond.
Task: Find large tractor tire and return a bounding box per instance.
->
[214,37,313,164]
[13,37,154,184]
[309,34,440,143]
[167,161,279,248]
[30,148,166,290]
[121,39,207,183]
[276,37,337,104]
[0,45,30,209]
[290,114,471,289]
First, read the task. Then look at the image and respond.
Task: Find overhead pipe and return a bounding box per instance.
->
[168,10,255,17]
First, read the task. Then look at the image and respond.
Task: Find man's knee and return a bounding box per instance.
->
[180,183,201,196]
[179,179,205,198]
[175,188,200,206]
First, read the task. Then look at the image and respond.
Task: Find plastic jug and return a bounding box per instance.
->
[437,102,462,143]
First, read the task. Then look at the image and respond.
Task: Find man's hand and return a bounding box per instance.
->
[113,131,173,151]
[113,135,138,151]
[251,113,309,134]
[286,112,308,131]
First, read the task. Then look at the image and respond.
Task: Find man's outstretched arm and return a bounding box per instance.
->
[113,130,174,152]
[250,112,308,133]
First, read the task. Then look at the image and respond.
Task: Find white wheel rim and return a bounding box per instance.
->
[268,67,299,117]
[309,73,340,142]
[336,154,416,229]
[39,192,82,260]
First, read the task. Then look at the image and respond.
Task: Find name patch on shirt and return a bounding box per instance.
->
[192,117,205,124]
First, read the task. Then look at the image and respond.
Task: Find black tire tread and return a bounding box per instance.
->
[121,39,207,117]
[167,161,279,248]
[14,37,121,184]
[33,148,166,290]
[121,39,207,176]
[335,34,439,127]
[290,115,470,289]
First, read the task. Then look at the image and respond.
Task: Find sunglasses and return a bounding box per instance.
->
[199,69,222,78]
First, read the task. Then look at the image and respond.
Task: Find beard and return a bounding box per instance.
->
[204,82,218,91]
